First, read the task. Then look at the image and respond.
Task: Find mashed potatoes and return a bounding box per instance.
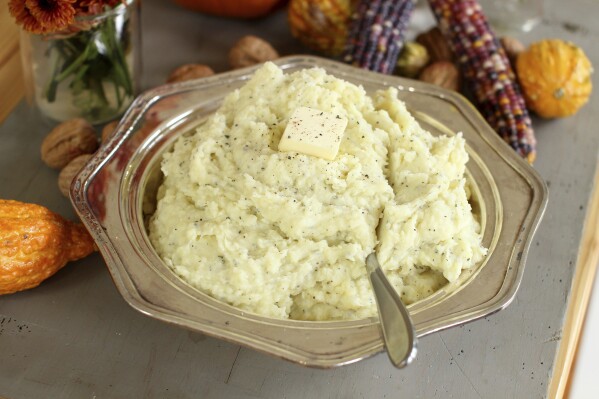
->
[149,63,487,320]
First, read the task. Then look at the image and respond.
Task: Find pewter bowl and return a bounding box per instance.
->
[71,56,547,368]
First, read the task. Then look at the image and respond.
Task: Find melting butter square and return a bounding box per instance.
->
[278,107,348,160]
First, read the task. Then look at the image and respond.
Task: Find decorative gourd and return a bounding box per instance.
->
[172,0,283,19]
[288,0,354,55]
[395,42,430,78]
[0,199,96,295]
[516,39,593,118]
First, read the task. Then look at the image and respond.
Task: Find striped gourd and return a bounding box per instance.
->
[428,0,536,163]
[343,0,415,74]
[288,0,354,56]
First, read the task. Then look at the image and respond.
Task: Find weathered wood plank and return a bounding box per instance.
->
[0,0,24,122]
[550,165,599,398]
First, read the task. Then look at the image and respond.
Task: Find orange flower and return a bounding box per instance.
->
[75,0,104,14]
[25,0,77,32]
[74,0,122,15]
[9,0,122,34]
[8,0,49,34]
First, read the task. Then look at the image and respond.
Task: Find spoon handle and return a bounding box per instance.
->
[366,253,418,368]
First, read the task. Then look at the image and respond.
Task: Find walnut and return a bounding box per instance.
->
[41,118,98,169]
[418,61,461,91]
[500,36,526,65]
[229,35,279,69]
[167,64,215,83]
[416,27,453,62]
[101,120,119,144]
[58,154,93,197]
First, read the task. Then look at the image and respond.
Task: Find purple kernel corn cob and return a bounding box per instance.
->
[343,0,415,75]
[428,0,536,163]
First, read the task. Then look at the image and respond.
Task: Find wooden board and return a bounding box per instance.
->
[0,0,23,123]
[550,164,599,398]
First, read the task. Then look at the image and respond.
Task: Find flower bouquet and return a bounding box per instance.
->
[9,0,140,123]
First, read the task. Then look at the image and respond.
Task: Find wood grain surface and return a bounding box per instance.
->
[0,0,23,123]
[551,165,599,398]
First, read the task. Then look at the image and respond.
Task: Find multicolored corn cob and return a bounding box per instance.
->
[343,0,415,74]
[428,0,536,163]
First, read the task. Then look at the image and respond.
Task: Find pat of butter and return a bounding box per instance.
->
[278,107,348,161]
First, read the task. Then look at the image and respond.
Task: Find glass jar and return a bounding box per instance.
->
[478,0,543,33]
[19,0,142,124]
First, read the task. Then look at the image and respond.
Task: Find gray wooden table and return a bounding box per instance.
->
[1,0,598,398]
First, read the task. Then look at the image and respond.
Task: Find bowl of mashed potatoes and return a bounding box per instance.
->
[72,56,547,367]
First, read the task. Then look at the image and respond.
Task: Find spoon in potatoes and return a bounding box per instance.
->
[365,253,417,368]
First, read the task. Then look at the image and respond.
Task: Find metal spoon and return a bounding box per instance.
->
[365,253,417,368]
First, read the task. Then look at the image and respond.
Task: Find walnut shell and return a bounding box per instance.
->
[167,64,215,83]
[416,27,453,62]
[41,119,98,169]
[58,154,93,197]
[418,61,461,91]
[101,120,119,144]
[229,35,279,69]
[500,36,526,65]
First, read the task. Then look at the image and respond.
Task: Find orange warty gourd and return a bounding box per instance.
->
[172,0,283,19]
[288,0,354,55]
[516,39,593,118]
[0,199,96,295]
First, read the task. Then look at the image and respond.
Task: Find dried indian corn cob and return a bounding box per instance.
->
[343,0,415,74]
[428,0,536,163]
